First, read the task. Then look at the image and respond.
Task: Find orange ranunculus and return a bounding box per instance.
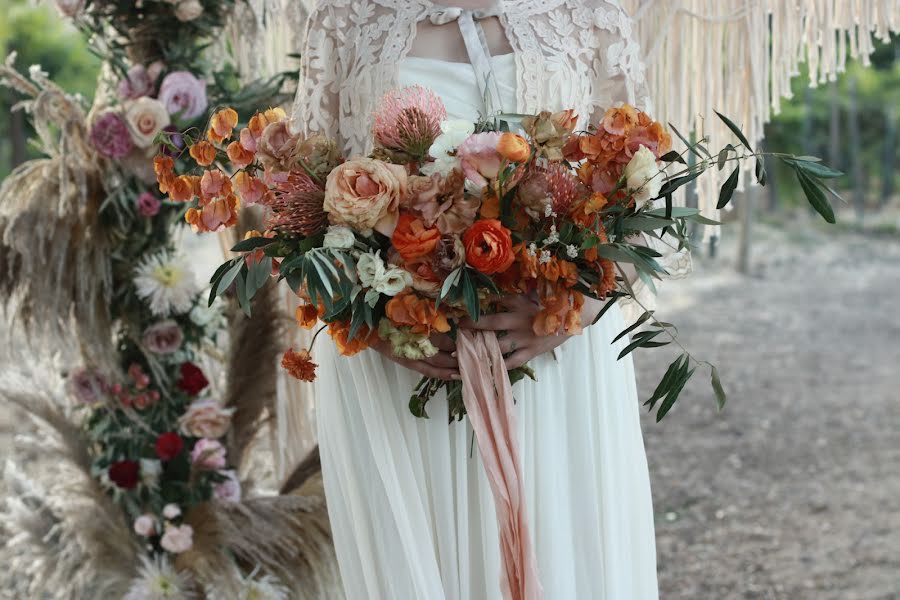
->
[199,169,233,202]
[226,140,255,169]
[233,171,267,205]
[168,175,196,202]
[281,348,317,381]
[248,107,288,139]
[189,141,217,167]
[463,219,515,275]
[295,304,319,329]
[392,214,441,261]
[328,321,372,357]
[208,107,239,144]
[385,290,450,335]
[497,132,531,163]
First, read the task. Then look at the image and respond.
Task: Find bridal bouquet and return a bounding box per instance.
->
[157,86,839,421]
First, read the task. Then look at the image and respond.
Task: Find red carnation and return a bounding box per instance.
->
[176,362,208,396]
[108,460,140,489]
[155,432,184,461]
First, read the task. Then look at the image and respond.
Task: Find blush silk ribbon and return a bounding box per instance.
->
[456,328,542,600]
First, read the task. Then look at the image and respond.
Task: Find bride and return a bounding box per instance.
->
[291,1,687,597]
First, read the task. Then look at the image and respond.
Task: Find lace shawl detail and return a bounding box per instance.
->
[291,0,689,319]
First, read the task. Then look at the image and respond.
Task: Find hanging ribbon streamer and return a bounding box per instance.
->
[456,329,542,600]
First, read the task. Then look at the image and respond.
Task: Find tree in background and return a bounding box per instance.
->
[0,1,100,178]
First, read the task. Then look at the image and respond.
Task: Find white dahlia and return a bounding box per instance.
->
[134,251,200,316]
[124,555,196,600]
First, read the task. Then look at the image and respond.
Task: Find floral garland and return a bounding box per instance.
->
[1,1,312,597]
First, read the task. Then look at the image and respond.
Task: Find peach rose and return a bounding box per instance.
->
[256,120,299,169]
[456,132,502,188]
[497,132,531,162]
[392,214,441,261]
[323,158,407,236]
[463,219,514,274]
[124,97,170,149]
[406,169,478,234]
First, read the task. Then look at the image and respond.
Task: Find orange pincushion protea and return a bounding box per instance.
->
[281,348,317,382]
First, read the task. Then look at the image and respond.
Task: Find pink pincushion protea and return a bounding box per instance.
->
[543,162,588,215]
[373,85,447,157]
[266,171,328,236]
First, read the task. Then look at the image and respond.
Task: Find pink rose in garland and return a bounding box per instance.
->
[213,470,242,503]
[137,192,161,217]
[177,362,208,396]
[118,65,155,100]
[142,320,183,354]
[67,368,107,405]
[108,460,140,489]
[90,111,134,159]
[160,523,194,553]
[158,71,208,120]
[191,438,227,470]
[178,398,234,439]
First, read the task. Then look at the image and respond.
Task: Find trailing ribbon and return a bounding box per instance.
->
[456,328,542,600]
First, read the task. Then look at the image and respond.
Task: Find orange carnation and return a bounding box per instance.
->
[208,108,239,144]
[385,290,450,335]
[392,214,441,261]
[226,140,255,169]
[328,321,372,357]
[295,304,319,329]
[281,348,317,382]
[463,219,515,275]
[189,141,217,167]
[168,175,196,202]
[497,132,531,163]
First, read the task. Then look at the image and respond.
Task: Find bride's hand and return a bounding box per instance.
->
[459,295,603,370]
[371,333,460,381]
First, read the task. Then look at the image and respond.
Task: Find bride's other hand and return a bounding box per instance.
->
[459,295,604,370]
[371,338,460,381]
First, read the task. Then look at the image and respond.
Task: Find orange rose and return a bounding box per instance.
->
[392,214,441,261]
[463,219,514,274]
[385,290,450,335]
[168,175,196,202]
[226,140,255,169]
[497,132,531,163]
[208,107,239,144]
[189,140,217,167]
[295,304,319,329]
[328,321,372,357]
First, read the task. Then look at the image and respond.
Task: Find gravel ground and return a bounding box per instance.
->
[639,216,900,599]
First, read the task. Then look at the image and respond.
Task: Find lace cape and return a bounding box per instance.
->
[291,0,690,313]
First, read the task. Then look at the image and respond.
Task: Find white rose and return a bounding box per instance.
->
[160,523,193,553]
[174,0,204,21]
[140,459,162,488]
[623,145,663,207]
[356,251,385,289]
[376,266,413,297]
[124,97,170,149]
[133,514,157,537]
[163,503,181,519]
[323,225,356,249]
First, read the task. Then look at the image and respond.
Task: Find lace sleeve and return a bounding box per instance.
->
[290,3,341,140]
[589,1,692,323]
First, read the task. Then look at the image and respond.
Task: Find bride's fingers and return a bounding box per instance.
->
[504,348,533,370]
[423,351,458,369]
[498,332,531,354]
[430,333,456,352]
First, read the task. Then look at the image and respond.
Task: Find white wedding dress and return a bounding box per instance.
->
[290,2,686,598]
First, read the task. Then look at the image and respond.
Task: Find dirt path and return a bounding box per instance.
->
[637,219,900,599]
